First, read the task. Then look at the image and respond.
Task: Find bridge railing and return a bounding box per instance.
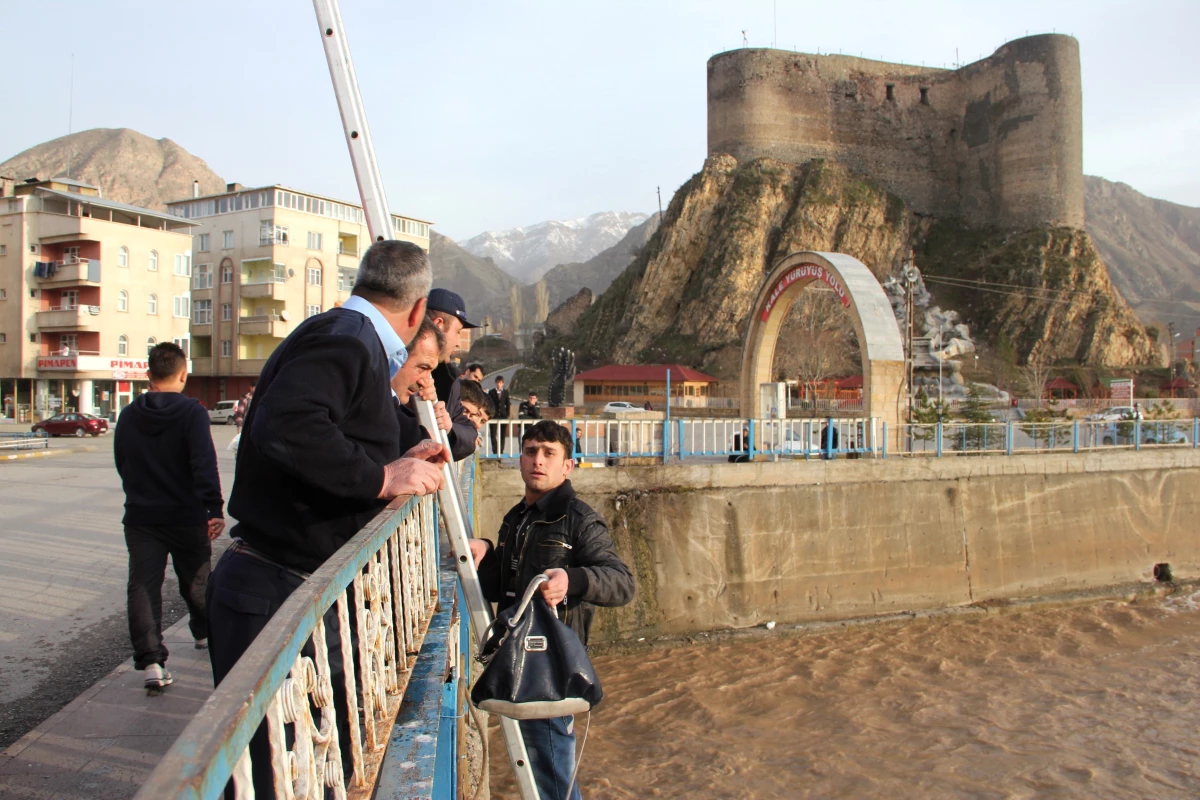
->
[480,416,1200,462]
[135,493,450,800]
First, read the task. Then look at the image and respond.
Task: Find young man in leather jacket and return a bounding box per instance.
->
[470,420,634,799]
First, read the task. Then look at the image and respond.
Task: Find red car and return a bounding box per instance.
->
[32,412,109,437]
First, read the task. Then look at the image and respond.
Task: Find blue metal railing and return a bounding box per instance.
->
[480,416,1198,462]
[135,491,461,799]
[0,432,49,452]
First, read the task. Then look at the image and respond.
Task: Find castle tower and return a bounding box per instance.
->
[707,34,1084,230]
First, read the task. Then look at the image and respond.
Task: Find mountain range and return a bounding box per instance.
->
[458,211,650,283]
[4,128,1198,342]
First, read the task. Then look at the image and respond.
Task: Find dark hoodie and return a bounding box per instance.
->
[114,392,223,526]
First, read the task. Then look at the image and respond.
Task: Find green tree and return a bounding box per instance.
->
[957,384,994,452]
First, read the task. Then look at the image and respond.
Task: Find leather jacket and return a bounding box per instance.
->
[477,480,634,645]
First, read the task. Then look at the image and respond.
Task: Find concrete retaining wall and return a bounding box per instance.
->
[478,451,1200,642]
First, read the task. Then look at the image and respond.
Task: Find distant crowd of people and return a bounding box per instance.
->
[112,240,632,799]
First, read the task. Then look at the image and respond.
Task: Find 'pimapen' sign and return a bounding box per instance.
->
[760,263,850,321]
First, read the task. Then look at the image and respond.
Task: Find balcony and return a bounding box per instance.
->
[234,358,268,376]
[238,315,287,337]
[240,278,286,299]
[34,259,102,286]
[36,305,101,331]
[259,235,290,247]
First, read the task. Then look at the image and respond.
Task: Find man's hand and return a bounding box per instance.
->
[378,456,445,498]
[539,568,569,608]
[403,439,451,466]
[416,374,437,403]
[468,538,490,568]
[434,401,452,433]
[207,517,226,541]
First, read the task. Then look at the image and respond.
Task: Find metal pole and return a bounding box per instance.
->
[311,2,538,795]
[664,369,671,465]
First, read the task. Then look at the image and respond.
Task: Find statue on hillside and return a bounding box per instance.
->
[548,347,575,407]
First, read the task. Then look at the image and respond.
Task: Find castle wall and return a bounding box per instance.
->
[707,34,1084,230]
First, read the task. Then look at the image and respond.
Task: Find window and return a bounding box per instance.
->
[173,295,191,318]
[0,289,6,300]
[148,250,158,271]
[197,233,210,252]
[193,299,213,324]
[220,264,233,283]
[29,243,39,254]
[118,246,129,267]
[274,262,287,282]
[147,336,156,355]
[221,302,232,321]
[29,333,37,343]
[61,290,79,310]
[174,253,192,277]
[0,244,6,256]
[275,225,289,245]
[0,333,6,344]
[173,336,190,357]
[307,267,322,285]
[307,231,323,250]
[920,86,929,105]
[886,83,895,101]
[117,290,129,312]
[221,339,232,357]
[306,304,321,318]
[148,294,158,315]
[118,334,129,356]
[193,264,213,289]
[222,230,234,249]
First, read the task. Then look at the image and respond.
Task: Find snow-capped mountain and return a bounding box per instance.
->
[458,211,650,283]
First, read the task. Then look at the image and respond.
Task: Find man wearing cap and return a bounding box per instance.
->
[426,288,482,461]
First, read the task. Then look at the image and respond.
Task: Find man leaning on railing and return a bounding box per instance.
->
[205,240,450,798]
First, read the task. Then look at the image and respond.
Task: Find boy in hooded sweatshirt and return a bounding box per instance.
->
[114,343,225,690]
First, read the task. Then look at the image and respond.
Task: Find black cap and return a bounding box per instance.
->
[427,288,479,329]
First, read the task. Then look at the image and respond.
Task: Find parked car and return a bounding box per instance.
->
[32,413,109,437]
[1088,406,1139,422]
[1099,421,1189,446]
[602,401,641,413]
[209,399,240,425]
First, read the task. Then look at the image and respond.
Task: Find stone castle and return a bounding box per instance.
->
[707,34,1083,230]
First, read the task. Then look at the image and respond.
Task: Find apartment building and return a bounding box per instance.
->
[166,183,431,407]
[0,177,196,422]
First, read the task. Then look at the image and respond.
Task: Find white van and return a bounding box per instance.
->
[209,400,240,425]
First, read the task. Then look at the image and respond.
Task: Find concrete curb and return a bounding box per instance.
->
[1,615,195,759]
[0,446,95,462]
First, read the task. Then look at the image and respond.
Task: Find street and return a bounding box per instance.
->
[0,423,239,747]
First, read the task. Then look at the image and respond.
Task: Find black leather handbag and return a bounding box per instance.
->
[471,575,603,719]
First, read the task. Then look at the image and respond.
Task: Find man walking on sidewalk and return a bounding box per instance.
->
[114,342,225,690]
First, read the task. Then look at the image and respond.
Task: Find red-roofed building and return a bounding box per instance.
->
[1043,376,1079,400]
[573,364,719,410]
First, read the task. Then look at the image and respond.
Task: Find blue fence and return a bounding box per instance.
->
[481,416,1200,462]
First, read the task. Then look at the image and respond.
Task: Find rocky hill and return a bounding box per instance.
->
[1084,176,1200,337]
[459,211,649,283]
[559,155,1160,379]
[0,128,225,210]
[428,232,520,325]
[541,213,659,309]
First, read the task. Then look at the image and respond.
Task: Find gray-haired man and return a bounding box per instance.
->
[207,240,449,797]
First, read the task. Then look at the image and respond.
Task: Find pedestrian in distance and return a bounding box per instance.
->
[114,342,225,691]
[470,420,635,800]
[488,375,512,455]
[206,240,450,798]
[232,384,255,430]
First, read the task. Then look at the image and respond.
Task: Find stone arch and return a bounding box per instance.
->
[740,251,906,434]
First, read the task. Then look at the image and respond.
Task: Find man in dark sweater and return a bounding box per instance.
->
[206,240,448,797]
[488,375,511,455]
[114,342,224,691]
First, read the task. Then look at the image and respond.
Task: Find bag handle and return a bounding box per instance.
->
[507,574,548,629]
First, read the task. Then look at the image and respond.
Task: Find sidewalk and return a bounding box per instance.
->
[0,616,210,800]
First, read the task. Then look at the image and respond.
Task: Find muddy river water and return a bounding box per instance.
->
[491,590,1200,798]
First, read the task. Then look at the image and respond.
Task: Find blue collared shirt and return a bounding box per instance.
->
[340,295,408,379]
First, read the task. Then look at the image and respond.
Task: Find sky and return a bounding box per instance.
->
[4,1,1199,240]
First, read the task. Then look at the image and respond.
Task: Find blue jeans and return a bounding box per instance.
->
[520,715,582,800]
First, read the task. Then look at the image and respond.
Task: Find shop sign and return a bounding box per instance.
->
[1110,379,1134,403]
[112,370,128,380]
[37,357,78,370]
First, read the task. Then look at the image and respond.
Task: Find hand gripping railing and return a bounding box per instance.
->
[135,495,439,799]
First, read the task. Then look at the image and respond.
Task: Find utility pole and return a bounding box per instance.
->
[656,186,663,221]
[1169,321,1177,380]
[901,251,917,421]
